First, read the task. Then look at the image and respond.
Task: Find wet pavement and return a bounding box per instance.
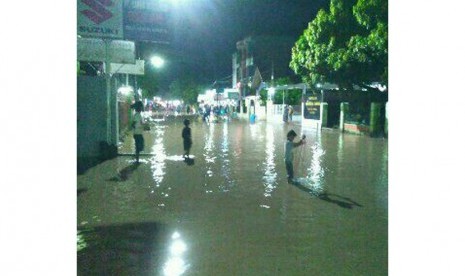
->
[77,117,388,275]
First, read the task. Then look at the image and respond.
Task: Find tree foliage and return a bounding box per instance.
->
[290,0,387,90]
[139,64,160,100]
[272,77,302,105]
[168,78,203,105]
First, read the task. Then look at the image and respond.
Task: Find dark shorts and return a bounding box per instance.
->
[134,134,144,152]
[183,139,192,151]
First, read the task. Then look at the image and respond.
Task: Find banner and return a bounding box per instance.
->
[123,0,171,43]
[78,0,124,39]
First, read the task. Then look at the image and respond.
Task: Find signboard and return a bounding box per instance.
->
[77,37,135,64]
[77,37,105,61]
[108,40,135,63]
[78,0,123,39]
[224,89,239,100]
[227,92,239,100]
[123,0,171,43]
[303,92,321,120]
[109,59,144,75]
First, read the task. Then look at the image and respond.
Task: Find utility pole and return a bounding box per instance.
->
[104,39,113,144]
[232,53,238,88]
[236,39,247,114]
[271,61,274,87]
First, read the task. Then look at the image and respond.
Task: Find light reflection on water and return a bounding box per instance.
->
[337,133,344,163]
[301,134,326,195]
[151,136,166,186]
[249,122,258,140]
[203,123,216,193]
[203,123,216,164]
[262,123,277,197]
[150,125,168,203]
[219,122,234,192]
[163,231,189,276]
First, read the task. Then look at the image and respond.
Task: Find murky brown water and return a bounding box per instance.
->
[78,118,388,275]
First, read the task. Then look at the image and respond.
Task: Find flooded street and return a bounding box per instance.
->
[77,118,388,275]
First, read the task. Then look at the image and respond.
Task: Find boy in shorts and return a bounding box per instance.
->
[285,130,306,183]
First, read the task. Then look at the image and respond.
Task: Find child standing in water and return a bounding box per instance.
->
[182,119,192,159]
[285,130,306,184]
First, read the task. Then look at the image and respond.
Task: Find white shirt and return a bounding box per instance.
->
[285,140,294,162]
[133,112,144,135]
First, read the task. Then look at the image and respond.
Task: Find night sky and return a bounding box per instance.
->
[139,0,330,90]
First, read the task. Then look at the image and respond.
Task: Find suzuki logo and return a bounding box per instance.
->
[81,0,114,24]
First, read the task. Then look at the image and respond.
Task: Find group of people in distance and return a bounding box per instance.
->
[131,101,305,183]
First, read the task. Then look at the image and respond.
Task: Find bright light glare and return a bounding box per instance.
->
[118,86,133,95]
[172,231,181,239]
[163,257,187,276]
[163,231,189,276]
[151,56,165,68]
[206,89,216,98]
[170,240,187,255]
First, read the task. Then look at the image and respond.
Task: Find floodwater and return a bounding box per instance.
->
[77,117,388,275]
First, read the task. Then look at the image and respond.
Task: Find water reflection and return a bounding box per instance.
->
[163,231,189,276]
[249,122,258,140]
[78,222,170,275]
[77,230,87,252]
[232,124,243,158]
[337,133,344,163]
[150,125,167,202]
[219,122,234,192]
[376,142,388,209]
[262,123,277,197]
[301,134,326,195]
[151,139,166,185]
[203,123,216,193]
[203,123,216,165]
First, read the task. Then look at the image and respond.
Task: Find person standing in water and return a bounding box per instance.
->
[182,119,192,159]
[288,105,294,122]
[284,130,306,184]
[283,105,289,123]
[131,101,145,164]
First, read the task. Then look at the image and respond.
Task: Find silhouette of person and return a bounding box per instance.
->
[131,101,145,164]
[182,119,192,159]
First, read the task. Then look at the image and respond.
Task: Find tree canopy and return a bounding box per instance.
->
[289,0,387,90]
[139,63,160,100]
[168,78,203,105]
[271,77,302,105]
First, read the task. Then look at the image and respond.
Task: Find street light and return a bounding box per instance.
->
[150,56,165,68]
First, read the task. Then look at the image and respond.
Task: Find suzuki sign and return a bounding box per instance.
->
[78,0,123,39]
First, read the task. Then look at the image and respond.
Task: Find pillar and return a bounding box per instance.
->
[340,102,349,132]
[320,102,328,128]
[370,102,382,137]
[384,102,388,137]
